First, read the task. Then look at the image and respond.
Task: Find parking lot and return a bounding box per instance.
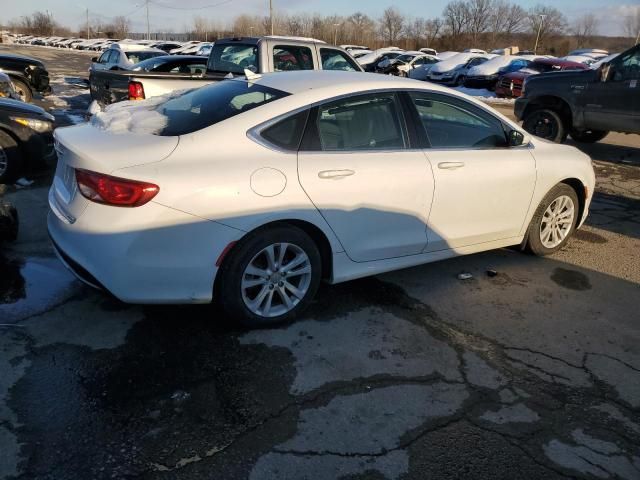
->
[1,44,640,480]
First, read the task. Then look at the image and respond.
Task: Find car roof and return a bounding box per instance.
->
[233,70,454,97]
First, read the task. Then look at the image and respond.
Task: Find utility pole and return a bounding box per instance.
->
[269,0,274,35]
[146,0,150,40]
[533,14,546,54]
[86,8,89,39]
[636,29,640,45]
[333,23,340,45]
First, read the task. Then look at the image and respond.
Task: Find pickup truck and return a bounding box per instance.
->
[515,43,640,143]
[89,36,363,106]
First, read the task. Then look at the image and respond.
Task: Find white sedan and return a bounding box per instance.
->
[48,71,595,326]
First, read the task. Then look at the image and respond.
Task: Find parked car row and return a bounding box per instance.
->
[10,34,214,56]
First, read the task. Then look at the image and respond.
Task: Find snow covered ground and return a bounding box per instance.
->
[46,76,92,125]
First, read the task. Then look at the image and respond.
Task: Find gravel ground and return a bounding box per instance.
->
[1,44,639,480]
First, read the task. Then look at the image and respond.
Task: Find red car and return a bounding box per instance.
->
[495,58,588,98]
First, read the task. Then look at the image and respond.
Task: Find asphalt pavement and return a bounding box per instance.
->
[1,44,639,480]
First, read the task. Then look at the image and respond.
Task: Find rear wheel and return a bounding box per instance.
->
[0,131,21,184]
[10,78,32,103]
[569,129,608,143]
[522,108,567,143]
[525,184,579,256]
[218,226,322,327]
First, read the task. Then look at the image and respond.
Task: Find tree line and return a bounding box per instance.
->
[7,1,639,54]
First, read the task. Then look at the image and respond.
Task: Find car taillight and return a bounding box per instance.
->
[128,81,145,100]
[75,169,159,207]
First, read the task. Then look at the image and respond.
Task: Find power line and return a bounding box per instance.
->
[148,0,234,11]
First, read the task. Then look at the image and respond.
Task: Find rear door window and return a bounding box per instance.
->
[260,110,309,151]
[273,45,313,71]
[314,93,406,151]
[208,44,259,74]
[320,49,359,71]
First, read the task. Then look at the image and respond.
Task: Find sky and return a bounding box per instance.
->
[1,0,637,37]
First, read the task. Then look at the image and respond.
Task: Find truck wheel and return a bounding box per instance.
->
[569,129,608,143]
[522,108,567,143]
[10,78,32,103]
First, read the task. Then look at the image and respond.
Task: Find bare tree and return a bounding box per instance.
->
[623,6,640,42]
[192,15,210,40]
[464,0,493,44]
[526,4,567,51]
[347,12,375,45]
[380,7,404,44]
[108,16,130,39]
[443,1,470,38]
[572,14,597,48]
[490,1,526,36]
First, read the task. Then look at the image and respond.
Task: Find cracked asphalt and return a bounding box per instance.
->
[1,45,639,480]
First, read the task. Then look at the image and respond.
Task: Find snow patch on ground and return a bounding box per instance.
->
[453,86,515,104]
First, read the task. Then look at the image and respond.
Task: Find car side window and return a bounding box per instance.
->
[409,92,507,149]
[98,52,109,64]
[260,110,309,151]
[107,50,120,64]
[273,45,313,72]
[168,63,206,74]
[315,93,406,151]
[320,49,359,71]
[612,49,640,81]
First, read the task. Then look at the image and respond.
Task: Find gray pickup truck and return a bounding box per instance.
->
[89,36,363,106]
[515,43,639,143]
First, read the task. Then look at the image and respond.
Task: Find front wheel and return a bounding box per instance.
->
[522,108,567,143]
[0,130,21,184]
[569,129,608,143]
[10,78,32,103]
[525,184,579,256]
[218,226,322,327]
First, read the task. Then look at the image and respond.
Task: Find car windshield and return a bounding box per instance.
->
[207,43,259,74]
[125,51,165,64]
[396,54,416,63]
[157,80,288,136]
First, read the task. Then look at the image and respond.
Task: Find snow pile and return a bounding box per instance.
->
[90,89,190,135]
[453,86,515,104]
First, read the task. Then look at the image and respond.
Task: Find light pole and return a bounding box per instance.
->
[533,14,546,54]
[250,26,255,37]
[333,23,340,45]
[146,0,150,40]
[269,0,274,35]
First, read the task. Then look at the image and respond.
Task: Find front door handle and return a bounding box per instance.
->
[318,169,356,179]
[438,162,465,170]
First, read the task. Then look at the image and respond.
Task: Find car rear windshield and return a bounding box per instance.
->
[207,43,259,74]
[125,51,165,64]
[530,62,558,73]
[156,80,288,136]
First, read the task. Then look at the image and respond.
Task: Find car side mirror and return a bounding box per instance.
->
[508,130,527,147]
[91,57,98,62]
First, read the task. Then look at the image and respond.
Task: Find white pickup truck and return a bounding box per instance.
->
[89,36,363,105]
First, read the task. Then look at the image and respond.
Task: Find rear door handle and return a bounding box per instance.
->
[318,169,355,179]
[438,162,465,170]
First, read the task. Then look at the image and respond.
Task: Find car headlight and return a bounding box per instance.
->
[10,116,54,132]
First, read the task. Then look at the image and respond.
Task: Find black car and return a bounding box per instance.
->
[0,98,56,183]
[516,43,640,143]
[0,53,51,102]
[131,55,207,73]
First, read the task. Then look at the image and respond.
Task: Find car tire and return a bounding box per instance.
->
[0,131,21,184]
[218,225,322,328]
[525,184,579,256]
[522,108,567,143]
[10,78,32,103]
[569,129,609,143]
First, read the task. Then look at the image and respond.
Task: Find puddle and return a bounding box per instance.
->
[0,256,80,323]
[550,268,592,291]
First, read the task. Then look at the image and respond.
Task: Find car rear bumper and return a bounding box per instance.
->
[47,195,243,304]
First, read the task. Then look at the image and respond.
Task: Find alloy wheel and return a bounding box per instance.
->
[241,242,313,318]
[529,111,558,139]
[539,195,575,249]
